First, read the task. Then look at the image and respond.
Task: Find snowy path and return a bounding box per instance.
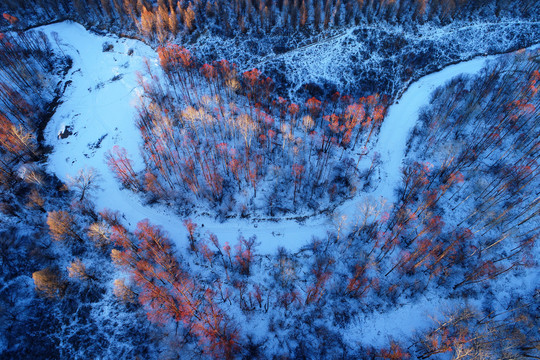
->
[38,21,536,254]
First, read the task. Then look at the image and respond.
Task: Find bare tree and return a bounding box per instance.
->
[47,210,82,243]
[26,188,45,212]
[32,267,66,298]
[87,221,111,248]
[67,167,101,202]
[67,258,97,281]
[113,278,136,303]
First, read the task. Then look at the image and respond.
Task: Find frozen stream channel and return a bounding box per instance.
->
[35,21,540,347]
[38,21,534,254]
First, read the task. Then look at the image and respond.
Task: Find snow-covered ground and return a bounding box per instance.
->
[39,21,538,256]
[36,21,539,350]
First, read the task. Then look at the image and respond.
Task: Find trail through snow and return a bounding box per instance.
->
[39,21,534,254]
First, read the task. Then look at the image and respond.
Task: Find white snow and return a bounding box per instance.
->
[35,21,539,351]
[38,21,538,255]
[344,297,454,347]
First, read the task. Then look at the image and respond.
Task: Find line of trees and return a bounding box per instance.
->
[413,302,539,359]
[2,0,539,40]
[0,28,60,177]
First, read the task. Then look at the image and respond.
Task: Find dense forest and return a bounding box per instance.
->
[0,1,539,359]
[3,0,539,33]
